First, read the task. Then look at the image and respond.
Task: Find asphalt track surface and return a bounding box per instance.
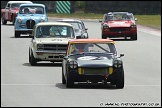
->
[1,18,161,107]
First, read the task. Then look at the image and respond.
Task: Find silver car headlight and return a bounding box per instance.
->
[37,44,44,50]
[103,24,109,29]
[40,19,44,22]
[17,18,22,23]
[117,60,122,68]
[130,23,136,28]
[69,61,78,69]
[114,60,122,68]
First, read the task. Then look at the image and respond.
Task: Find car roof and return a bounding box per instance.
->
[19,3,45,7]
[8,1,33,4]
[57,19,83,23]
[107,12,129,14]
[68,39,115,44]
[36,22,74,27]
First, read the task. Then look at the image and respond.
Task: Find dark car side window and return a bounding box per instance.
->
[6,3,11,8]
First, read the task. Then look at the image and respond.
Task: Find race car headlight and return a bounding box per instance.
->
[37,44,44,50]
[130,23,136,28]
[17,18,22,23]
[114,60,122,68]
[40,19,44,22]
[69,61,78,69]
[103,24,109,29]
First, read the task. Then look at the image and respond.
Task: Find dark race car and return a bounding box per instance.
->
[62,38,125,89]
[99,12,137,40]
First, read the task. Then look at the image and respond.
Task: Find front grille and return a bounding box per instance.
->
[26,19,35,29]
[82,68,108,75]
[109,28,130,32]
[43,44,67,51]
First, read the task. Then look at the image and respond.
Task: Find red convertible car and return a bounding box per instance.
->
[99,12,137,40]
[1,1,33,25]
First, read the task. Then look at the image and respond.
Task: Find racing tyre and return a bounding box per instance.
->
[102,34,107,39]
[66,73,74,88]
[30,51,37,66]
[15,31,20,38]
[116,69,124,89]
[29,48,31,63]
[12,15,15,25]
[62,66,66,84]
[2,15,7,25]
[132,34,137,40]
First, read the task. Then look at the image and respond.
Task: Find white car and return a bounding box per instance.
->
[56,19,89,38]
[29,22,76,65]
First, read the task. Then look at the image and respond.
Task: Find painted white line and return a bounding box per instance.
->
[125,85,161,87]
[1,84,55,86]
[1,84,161,86]
[137,25,161,37]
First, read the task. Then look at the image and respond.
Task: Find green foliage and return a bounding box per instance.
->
[75,1,85,9]
[134,15,161,29]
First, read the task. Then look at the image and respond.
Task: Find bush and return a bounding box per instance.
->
[75,1,85,9]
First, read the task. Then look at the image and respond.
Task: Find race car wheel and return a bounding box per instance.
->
[132,34,137,40]
[15,31,20,38]
[116,69,124,89]
[2,15,7,25]
[30,51,37,66]
[66,73,74,88]
[62,66,66,84]
[102,34,107,39]
[29,48,31,63]
[12,15,15,25]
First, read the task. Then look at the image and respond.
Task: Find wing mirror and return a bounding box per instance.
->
[63,56,68,60]
[83,33,88,38]
[99,20,102,22]
[85,28,88,30]
[76,35,81,39]
[120,53,124,57]
[29,34,34,38]
[76,34,88,39]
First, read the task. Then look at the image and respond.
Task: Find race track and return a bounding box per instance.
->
[1,19,161,107]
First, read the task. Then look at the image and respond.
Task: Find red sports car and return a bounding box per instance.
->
[99,12,137,40]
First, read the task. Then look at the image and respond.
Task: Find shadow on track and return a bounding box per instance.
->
[55,82,117,90]
[23,62,62,67]
[10,35,32,38]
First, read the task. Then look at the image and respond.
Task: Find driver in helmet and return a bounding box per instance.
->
[72,43,88,54]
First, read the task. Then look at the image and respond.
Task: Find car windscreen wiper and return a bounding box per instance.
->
[68,52,86,57]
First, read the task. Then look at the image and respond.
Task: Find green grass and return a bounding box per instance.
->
[47,13,161,30]
[47,13,102,19]
[134,15,161,30]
